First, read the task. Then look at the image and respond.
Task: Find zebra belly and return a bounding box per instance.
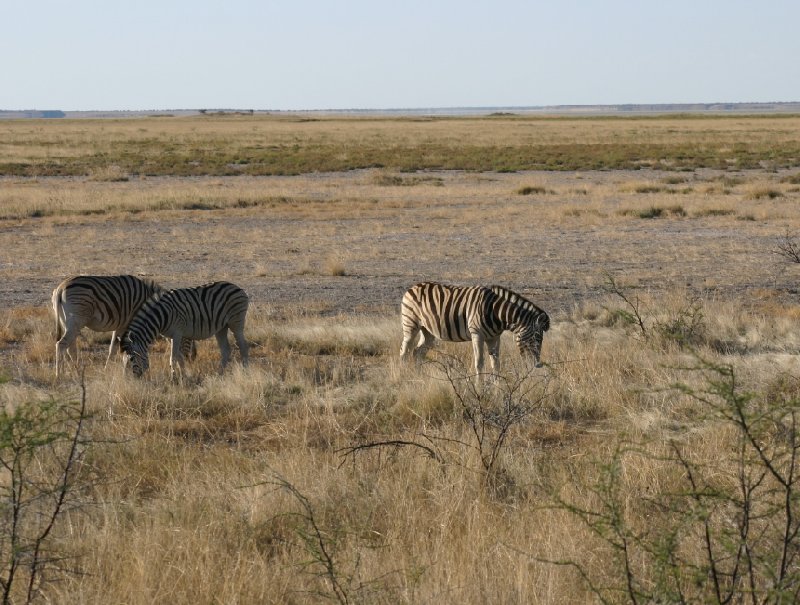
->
[421,318,472,342]
[84,314,125,332]
[171,326,223,341]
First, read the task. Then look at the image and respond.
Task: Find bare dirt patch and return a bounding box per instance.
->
[2,169,798,320]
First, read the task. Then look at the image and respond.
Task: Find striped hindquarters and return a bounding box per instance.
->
[52,274,163,334]
[401,282,499,342]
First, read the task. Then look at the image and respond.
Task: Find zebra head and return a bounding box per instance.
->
[120,337,149,377]
[514,312,550,368]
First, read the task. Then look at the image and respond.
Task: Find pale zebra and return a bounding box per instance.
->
[400,282,550,375]
[51,274,195,377]
[121,281,249,378]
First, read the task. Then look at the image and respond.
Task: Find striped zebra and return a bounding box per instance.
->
[121,281,249,378]
[52,274,194,377]
[400,282,550,376]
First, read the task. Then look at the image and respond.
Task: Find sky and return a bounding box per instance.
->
[3,0,799,111]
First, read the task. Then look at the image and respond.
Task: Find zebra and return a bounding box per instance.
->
[399,282,550,376]
[52,274,196,377]
[120,281,249,378]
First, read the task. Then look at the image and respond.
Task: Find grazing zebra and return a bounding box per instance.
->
[400,282,550,376]
[121,281,249,378]
[52,274,181,377]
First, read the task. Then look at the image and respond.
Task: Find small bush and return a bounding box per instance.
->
[0,386,91,602]
[634,185,664,194]
[324,258,347,276]
[517,186,548,195]
[665,204,686,217]
[618,206,685,219]
[638,206,663,219]
[548,358,800,603]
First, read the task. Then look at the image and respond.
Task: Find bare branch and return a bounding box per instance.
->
[336,439,444,466]
[601,271,648,339]
[775,230,800,264]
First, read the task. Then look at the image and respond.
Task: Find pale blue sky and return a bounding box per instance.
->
[3,0,799,111]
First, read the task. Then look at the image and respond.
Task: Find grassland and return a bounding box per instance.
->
[3,113,800,176]
[2,114,800,602]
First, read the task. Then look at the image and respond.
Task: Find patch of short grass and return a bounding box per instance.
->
[693,208,737,218]
[747,188,784,200]
[372,174,444,187]
[618,205,687,219]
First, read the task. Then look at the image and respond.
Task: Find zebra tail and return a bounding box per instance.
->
[52,287,63,342]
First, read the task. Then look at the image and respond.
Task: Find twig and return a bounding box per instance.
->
[336,440,444,466]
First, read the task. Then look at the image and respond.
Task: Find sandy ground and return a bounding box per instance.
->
[1,169,798,320]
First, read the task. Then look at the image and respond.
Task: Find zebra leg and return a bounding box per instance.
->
[55,339,66,378]
[55,322,81,378]
[413,328,435,361]
[471,332,486,378]
[487,336,501,374]
[233,328,249,367]
[215,329,232,372]
[399,326,420,361]
[179,338,197,362]
[55,338,66,378]
[105,330,120,368]
[169,338,187,381]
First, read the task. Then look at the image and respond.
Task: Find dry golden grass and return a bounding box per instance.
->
[3,115,800,602]
[2,292,800,603]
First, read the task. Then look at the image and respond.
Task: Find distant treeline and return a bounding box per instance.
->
[0,110,66,119]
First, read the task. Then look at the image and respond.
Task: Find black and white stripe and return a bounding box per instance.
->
[400,282,550,375]
[121,281,249,378]
[52,274,166,377]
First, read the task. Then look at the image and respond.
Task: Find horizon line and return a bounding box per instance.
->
[2,101,800,116]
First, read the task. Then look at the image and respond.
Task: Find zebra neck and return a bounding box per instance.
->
[129,322,160,349]
[128,306,170,348]
[504,308,537,334]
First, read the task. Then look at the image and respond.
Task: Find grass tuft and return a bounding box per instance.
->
[517,185,550,195]
[747,188,784,200]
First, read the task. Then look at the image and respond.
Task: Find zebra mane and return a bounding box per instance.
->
[124,289,167,346]
[130,276,165,295]
[143,278,164,292]
[488,285,546,315]
[140,288,165,308]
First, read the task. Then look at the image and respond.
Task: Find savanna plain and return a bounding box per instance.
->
[3,114,800,603]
